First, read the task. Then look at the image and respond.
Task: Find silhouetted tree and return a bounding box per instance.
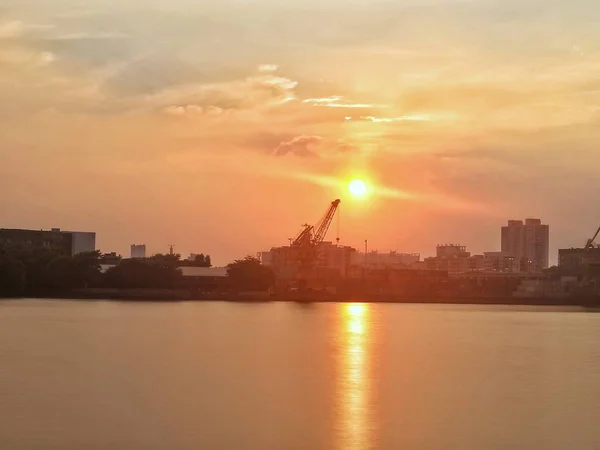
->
[0,256,26,296]
[192,254,212,267]
[104,258,183,289]
[226,256,274,291]
[13,248,61,290]
[150,253,181,266]
[45,250,102,289]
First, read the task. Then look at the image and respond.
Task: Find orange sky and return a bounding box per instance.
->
[2,0,600,264]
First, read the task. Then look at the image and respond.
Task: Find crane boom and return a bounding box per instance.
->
[586,225,600,250]
[291,199,341,247]
[292,224,313,246]
[312,199,341,245]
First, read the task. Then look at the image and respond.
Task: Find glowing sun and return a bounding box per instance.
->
[348,179,368,198]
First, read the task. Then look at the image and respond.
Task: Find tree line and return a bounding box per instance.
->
[0,249,274,297]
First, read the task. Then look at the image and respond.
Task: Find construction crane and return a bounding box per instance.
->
[291,199,341,248]
[286,199,341,278]
[585,225,600,250]
[276,199,341,289]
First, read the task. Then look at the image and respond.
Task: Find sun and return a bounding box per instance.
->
[348,179,368,198]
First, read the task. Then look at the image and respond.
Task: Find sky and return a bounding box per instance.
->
[1,0,600,265]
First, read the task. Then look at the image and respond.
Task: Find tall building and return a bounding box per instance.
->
[130,244,147,259]
[0,228,95,256]
[501,219,549,270]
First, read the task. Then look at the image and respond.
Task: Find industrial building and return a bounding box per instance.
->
[0,228,96,256]
[501,219,549,270]
[261,242,358,280]
[130,244,147,259]
[258,199,359,286]
[557,224,600,279]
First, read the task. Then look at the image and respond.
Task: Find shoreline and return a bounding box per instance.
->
[3,288,599,308]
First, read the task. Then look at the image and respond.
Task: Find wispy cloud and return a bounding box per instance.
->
[0,21,54,38]
[274,135,322,157]
[0,48,56,67]
[44,32,129,41]
[146,73,299,112]
[54,10,102,19]
[163,105,224,116]
[359,114,434,123]
[302,96,386,109]
[258,64,279,72]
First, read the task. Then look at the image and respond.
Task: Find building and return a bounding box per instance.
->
[483,252,520,273]
[100,252,122,266]
[0,228,95,256]
[260,242,358,280]
[468,254,485,271]
[559,247,600,276]
[501,219,549,270]
[421,245,528,275]
[177,266,229,290]
[437,244,470,258]
[352,251,420,269]
[131,244,147,259]
[258,251,273,266]
[70,232,96,255]
[424,244,472,274]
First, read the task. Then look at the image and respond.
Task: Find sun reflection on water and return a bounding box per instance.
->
[335,303,372,450]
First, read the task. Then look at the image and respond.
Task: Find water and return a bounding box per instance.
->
[2,300,600,450]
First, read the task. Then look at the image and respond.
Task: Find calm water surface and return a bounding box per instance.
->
[2,300,600,449]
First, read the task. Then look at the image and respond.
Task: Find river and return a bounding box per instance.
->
[1,300,600,449]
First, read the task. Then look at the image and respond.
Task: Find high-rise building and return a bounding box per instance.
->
[130,244,146,259]
[501,219,549,270]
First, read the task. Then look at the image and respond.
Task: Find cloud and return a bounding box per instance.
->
[163,105,224,116]
[302,96,343,104]
[258,64,279,72]
[358,114,435,123]
[0,21,26,38]
[54,10,103,19]
[0,48,56,67]
[274,135,323,157]
[44,32,129,41]
[147,73,299,112]
[302,96,386,108]
[0,21,54,38]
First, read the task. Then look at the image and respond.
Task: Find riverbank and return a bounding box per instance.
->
[4,288,600,307]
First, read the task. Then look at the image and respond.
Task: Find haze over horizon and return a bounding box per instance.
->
[2,0,600,264]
